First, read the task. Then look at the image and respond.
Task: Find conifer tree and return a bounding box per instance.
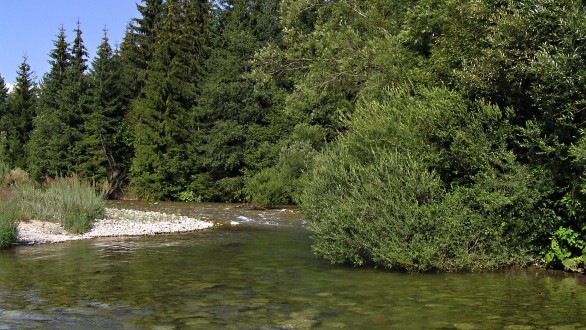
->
[193,0,283,201]
[27,26,72,179]
[120,0,164,100]
[130,0,210,199]
[0,75,9,164]
[79,29,129,193]
[28,22,90,179]
[0,75,8,119]
[3,57,37,169]
[64,20,90,170]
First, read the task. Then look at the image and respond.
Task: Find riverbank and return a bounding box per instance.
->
[17,208,215,245]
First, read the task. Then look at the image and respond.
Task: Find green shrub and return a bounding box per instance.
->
[177,190,199,202]
[244,123,327,208]
[542,134,586,271]
[544,226,586,271]
[301,87,554,272]
[246,141,318,208]
[0,201,18,249]
[216,176,244,202]
[245,166,289,208]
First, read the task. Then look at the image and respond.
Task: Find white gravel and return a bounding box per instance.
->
[17,208,215,245]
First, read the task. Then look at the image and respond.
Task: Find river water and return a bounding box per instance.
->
[0,201,585,329]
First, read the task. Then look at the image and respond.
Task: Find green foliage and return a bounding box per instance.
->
[545,226,586,272]
[545,132,586,271]
[274,0,421,132]
[301,87,552,271]
[0,159,10,179]
[49,179,105,234]
[0,132,8,166]
[176,190,201,203]
[418,0,586,215]
[245,166,287,208]
[0,201,18,249]
[246,123,325,208]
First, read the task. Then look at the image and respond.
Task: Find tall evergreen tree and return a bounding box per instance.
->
[130,0,210,199]
[79,29,129,194]
[193,0,284,201]
[3,57,37,169]
[0,74,9,164]
[0,75,7,116]
[27,26,72,179]
[64,20,90,170]
[28,22,90,179]
[120,0,164,100]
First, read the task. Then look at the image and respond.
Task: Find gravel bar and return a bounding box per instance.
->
[17,208,215,245]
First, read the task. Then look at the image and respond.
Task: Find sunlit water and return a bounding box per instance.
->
[1,201,585,329]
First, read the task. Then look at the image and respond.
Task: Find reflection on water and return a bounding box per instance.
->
[0,201,585,329]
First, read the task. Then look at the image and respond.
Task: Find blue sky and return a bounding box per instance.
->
[0,0,139,87]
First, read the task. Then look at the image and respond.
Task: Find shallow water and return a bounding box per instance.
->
[0,201,585,329]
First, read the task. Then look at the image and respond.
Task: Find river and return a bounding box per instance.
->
[0,201,585,329]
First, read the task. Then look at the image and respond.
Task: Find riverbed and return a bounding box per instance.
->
[0,201,585,329]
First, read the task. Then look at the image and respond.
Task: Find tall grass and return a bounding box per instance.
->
[0,201,18,249]
[0,161,19,248]
[13,177,106,234]
[0,161,10,178]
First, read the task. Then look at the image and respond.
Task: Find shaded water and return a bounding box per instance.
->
[1,201,585,329]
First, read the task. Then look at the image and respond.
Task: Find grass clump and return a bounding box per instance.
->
[13,177,106,234]
[49,178,106,234]
[0,201,18,249]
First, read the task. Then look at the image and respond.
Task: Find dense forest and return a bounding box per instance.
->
[1,0,586,272]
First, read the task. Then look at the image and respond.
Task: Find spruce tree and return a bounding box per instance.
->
[194,0,273,201]
[120,0,164,100]
[130,0,210,200]
[0,74,7,116]
[0,75,9,165]
[28,22,90,179]
[27,26,72,179]
[192,0,290,203]
[3,57,37,169]
[64,20,90,170]
[79,29,129,193]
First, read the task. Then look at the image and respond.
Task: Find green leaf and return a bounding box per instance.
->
[562,257,578,271]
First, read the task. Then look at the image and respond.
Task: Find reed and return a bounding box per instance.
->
[0,201,18,249]
[13,177,105,234]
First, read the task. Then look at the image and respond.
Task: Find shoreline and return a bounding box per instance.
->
[17,208,215,245]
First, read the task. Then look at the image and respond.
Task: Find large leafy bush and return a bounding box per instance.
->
[301,87,555,271]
